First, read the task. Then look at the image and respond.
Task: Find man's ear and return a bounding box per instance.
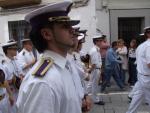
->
[41,28,53,41]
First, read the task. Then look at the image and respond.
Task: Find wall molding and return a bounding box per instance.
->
[0,0,90,15]
[73,0,89,8]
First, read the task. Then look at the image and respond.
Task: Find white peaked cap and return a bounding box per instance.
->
[25,1,72,22]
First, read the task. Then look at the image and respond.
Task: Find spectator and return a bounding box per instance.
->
[116,39,128,85]
[128,39,137,86]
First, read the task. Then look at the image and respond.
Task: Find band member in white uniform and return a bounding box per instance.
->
[2,40,23,113]
[126,26,150,113]
[16,1,91,113]
[0,63,14,113]
[17,39,36,76]
[89,34,105,105]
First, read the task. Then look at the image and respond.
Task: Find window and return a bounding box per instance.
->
[118,17,144,47]
[8,20,30,50]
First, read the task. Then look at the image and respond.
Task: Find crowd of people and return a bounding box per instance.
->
[0,1,150,113]
[0,38,37,113]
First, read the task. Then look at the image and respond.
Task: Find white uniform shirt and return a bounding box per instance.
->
[89,45,102,68]
[68,52,85,71]
[136,39,150,75]
[72,52,85,68]
[16,50,84,113]
[116,46,128,70]
[0,64,7,95]
[3,57,22,80]
[0,65,9,113]
[67,53,85,93]
[72,52,86,77]
[17,48,35,76]
[67,53,87,93]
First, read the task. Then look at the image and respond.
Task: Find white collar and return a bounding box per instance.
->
[22,48,31,53]
[5,56,11,62]
[94,45,100,51]
[42,50,67,69]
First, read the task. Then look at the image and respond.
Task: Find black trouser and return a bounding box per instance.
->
[128,58,137,85]
[101,58,105,82]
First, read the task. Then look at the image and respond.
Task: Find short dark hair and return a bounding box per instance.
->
[29,22,55,53]
[2,47,7,55]
[144,28,150,38]
[111,41,118,48]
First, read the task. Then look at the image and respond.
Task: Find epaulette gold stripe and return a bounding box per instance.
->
[40,60,53,76]
[32,59,45,75]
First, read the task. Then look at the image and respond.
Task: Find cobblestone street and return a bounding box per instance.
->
[89,83,150,113]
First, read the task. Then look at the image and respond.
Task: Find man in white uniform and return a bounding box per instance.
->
[2,40,23,84]
[126,26,150,113]
[69,30,90,92]
[0,64,14,113]
[16,1,89,113]
[67,28,91,113]
[2,40,23,113]
[17,39,36,76]
[89,34,105,105]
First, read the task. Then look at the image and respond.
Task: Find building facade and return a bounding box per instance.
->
[96,0,150,46]
[0,0,150,53]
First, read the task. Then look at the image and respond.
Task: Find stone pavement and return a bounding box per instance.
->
[89,82,150,113]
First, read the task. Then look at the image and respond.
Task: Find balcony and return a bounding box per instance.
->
[0,0,41,9]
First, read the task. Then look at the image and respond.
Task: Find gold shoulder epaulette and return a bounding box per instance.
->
[32,58,53,77]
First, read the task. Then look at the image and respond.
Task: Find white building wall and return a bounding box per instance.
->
[95,0,110,43]
[69,0,96,54]
[110,9,150,42]
[0,0,64,44]
[108,0,150,9]
[96,10,110,42]
[0,14,25,43]
[95,0,150,43]
[0,0,150,52]
[0,0,96,54]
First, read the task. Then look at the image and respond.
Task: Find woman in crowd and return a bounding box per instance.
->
[116,39,128,85]
[128,39,137,86]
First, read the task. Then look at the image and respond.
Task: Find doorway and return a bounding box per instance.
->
[118,17,144,47]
